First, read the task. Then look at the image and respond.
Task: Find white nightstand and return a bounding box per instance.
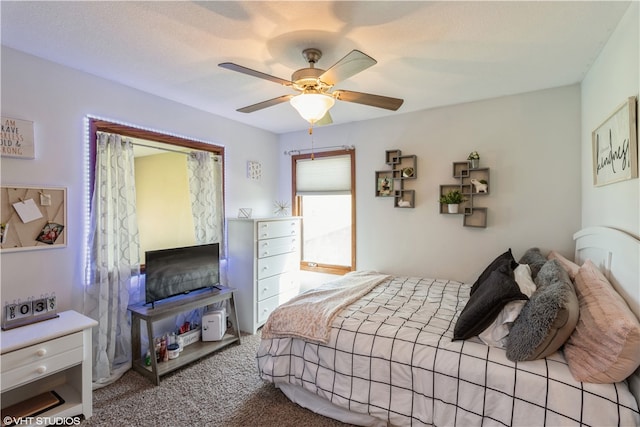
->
[1,310,97,422]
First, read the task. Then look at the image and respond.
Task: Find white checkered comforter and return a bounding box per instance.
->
[257,276,640,426]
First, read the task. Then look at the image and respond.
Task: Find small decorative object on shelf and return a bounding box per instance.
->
[273,200,290,216]
[377,176,393,196]
[237,208,252,218]
[470,178,488,193]
[439,190,466,213]
[467,151,480,169]
[375,149,417,208]
[402,167,415,178]
[395,190,415,208]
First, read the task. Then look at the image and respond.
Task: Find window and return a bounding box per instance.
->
[292,150,355,274]
[88,118,225,267]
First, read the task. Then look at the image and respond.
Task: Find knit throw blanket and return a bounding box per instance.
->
[261,271,391,344]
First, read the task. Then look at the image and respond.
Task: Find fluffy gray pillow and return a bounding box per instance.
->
[535,258,565,288]
[518,247,547,279]
[506,259,579,361]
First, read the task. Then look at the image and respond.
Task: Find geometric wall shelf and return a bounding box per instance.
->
[375,149,417,208]
[439,160,490,227]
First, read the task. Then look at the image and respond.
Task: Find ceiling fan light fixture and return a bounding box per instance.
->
[290,92,335,124]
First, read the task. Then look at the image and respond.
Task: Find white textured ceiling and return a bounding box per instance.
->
[0,1,632,134]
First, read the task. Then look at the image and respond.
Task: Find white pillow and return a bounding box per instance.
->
[479,264,536,348]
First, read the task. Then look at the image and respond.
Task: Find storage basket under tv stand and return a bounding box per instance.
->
[128,286,241,385]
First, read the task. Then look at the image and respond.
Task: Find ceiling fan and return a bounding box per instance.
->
[219,48,404,127]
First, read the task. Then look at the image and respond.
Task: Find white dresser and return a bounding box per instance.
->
[227,217,301,334]
[1,310,97,422]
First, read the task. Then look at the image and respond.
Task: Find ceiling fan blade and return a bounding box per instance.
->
[237,95,294,113]
[316,111,333,126]
[219,62,292,87]
[333,90,404,111]
[319,50,377,85]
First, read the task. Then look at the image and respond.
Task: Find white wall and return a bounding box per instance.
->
[0,47,280,312]
[581,2,639,238]
[279,85,582,283]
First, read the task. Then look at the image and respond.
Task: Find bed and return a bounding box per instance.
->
[256,226,640,426]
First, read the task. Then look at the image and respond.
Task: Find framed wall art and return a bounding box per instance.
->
[1,116,35,159]
[592,96,638,187]
[1,186,67,252]
[247,160,262,180]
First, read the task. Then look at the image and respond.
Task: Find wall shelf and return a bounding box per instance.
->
[439,161,490,227]
[395,189,415,208]
[376,150,417,208]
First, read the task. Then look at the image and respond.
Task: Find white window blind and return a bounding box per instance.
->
[296,154,351,195]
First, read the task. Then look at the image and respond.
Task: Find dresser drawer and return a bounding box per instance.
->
[257,252,299,280]
[2,346,83,390]
[1,332,82,373]
[257,236,298,259]
[257,272,298,301]
[257,220,299,240]
[257,289,299,324]
[257,295,280,324]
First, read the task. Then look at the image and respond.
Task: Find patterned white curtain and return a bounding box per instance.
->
[187,152,223,247]
[84,131,141,388]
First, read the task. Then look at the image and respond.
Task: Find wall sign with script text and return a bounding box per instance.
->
[592,96,638,187]
[1,116,35,159]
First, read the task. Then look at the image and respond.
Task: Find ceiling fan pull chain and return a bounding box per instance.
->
[309,125,315,160]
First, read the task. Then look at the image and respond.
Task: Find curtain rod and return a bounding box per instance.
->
[284,145,355,156]
[132,141,192,155]
[132,142,220,160]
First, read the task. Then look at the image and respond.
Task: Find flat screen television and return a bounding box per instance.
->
[144,243,220,306]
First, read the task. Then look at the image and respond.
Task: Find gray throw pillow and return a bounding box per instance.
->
[506,259,579,361]
[518,247,547,279]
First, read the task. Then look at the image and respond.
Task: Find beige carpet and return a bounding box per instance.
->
[81,332,353,426]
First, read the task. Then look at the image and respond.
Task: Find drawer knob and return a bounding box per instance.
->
[37,366,47,374]
[36,349,47,357]
[262,252,269,256]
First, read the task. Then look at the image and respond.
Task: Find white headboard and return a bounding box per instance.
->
[574,226,640,406]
